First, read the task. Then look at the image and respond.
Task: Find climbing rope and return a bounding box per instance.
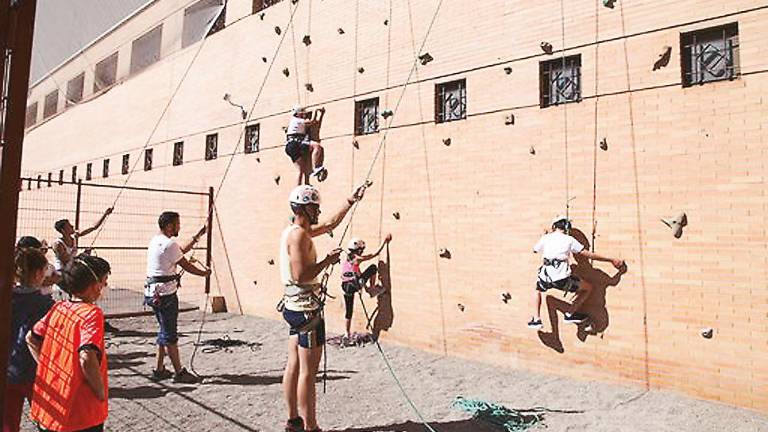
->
[559,0,571,227]
[452,397,543,432]
[195,334,262,354]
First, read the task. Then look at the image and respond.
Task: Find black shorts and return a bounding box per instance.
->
[283,309,325,348]
[285,135,310,162]
[536,275,580,293]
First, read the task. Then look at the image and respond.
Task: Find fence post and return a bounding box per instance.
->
[205,187,214,294]
[74,179,83,235]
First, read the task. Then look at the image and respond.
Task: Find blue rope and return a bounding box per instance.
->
[452,397,542,432]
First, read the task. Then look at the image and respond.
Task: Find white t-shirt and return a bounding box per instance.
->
[533,231,584,282]
[145,234,183,297]
[52,238,77,272]
[39,264,58,296]
[286,116,307,135]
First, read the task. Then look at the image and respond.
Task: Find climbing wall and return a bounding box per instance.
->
[21,0,768,411]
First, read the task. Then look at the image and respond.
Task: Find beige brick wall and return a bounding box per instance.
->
[22,0,768,412]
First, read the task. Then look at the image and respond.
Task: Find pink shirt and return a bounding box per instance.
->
[341,256,360,282]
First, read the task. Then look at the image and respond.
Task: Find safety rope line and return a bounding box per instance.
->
[87,4,227,248]
[304,0,313,103]
[559,0,571,225]
[289,0,302,105]
[315,1,446,431]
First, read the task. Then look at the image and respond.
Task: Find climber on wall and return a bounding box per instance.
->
[528,215,625,329]
[285,105,327,185]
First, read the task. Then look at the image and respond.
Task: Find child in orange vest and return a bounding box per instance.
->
[26,254,111,432]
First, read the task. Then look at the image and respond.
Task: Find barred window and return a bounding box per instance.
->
[103,159,110,178]
[144,149,153,171]
[43,90,58,119]
[354,98,379,135]
[681,23,739,87]
[205,134,218,160]
[122,154,130,175]
[58,170,64,185]
[173,142,184,166]
[435,79,466,123]
[540,55,581,108]
[66,72,85,106]
[85,163,92,181]
[94,52,118,92]
[25,103,38,128]
[245,124,260,154]
[71,166,78,183]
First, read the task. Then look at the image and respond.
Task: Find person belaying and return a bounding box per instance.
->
[528,215,624,329]
[341,234,391,341]
[285,105,327,185]
[280,182,368,432]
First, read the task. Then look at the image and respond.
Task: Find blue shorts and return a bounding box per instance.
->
[283,309,325,349]
[146,293,179,346]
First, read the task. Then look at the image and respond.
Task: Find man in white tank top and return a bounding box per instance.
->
[280,182,369,432]
[51,207,112,301]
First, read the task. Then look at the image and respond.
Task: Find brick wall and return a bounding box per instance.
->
[22,0,768,411]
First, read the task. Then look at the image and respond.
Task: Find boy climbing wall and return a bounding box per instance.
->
[528,215,624,329]
[285,106,327,185]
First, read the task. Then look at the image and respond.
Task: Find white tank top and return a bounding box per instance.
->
[280,224,321,311]
[52,238,77,271]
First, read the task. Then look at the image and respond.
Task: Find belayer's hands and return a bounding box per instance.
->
[325,248,343,265]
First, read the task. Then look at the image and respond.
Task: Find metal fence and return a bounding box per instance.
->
[16,177,213,318]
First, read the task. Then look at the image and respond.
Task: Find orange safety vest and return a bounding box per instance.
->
[30,301,108,432]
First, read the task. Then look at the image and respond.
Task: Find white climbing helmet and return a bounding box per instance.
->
[347,238,366,251]
[289,185,321,206]
[291,105,305,116]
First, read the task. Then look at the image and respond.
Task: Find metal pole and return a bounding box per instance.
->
[204,186,213,294]
[75,179,83,233]
[0,0,39,420]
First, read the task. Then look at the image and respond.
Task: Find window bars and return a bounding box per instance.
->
[205,133,218,160]
[681,23,739,87]
[122,154,130,175]
[540,55,581,108]
[173,142,184,166]
[144,149,153,171]
[435,79,467,123]
[245,124,260,154]
[355,98,379,135]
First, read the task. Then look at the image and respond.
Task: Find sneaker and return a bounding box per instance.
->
[564,312,589,324]
[151,368,173,381]
[527,318,543,330]
[285,417,304,432]
[173,368,199,384]
[104,321,120,333]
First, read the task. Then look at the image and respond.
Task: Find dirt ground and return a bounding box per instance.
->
[20,311,768,432]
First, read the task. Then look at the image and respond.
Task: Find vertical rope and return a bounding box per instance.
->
[289,1,302,105]
[559,0,571,224]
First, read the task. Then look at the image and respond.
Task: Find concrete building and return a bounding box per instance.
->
[20,0,768,412]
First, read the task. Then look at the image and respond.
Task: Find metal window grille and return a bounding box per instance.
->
[245,124,260,154]
[43,90,58,119]
[173,142,184,166]
[71,166,78,183]
[435,79,466,123]
[66,72,84,106]
[144,149,153,171]
[540,55,581,108]
[681,23,739,87]
[25,102,37,128]
[94,52,118,93]
[122,154,130,175]
[205,134,218,160]
[103,159,110,178]
[86,163,92,181]
[355,98,379,135]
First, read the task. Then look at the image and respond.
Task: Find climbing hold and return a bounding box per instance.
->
[302,35,312,46]
[256,157,261,163]
[357,67,365,74]
[282,67,290,77]
[352,139,359,149]
[701,328,714,339]
[504,114,515,125]
[529,146,536,155]
[418,52,434,66]
[438,248,451,259]
[259,12,265,20]
[381,109,394,119]
[337,28,345,34]
[599,138,608,151]
[503,66,513,75]
[291,0,298,4]
[603,0,616,8]
[653,46,673,71]
[305,83,314,92]
[274,175,281,185]
[457,304,465,312]
[392,211,400,220]
[281,126,288,133]
[261,56,268,63]
[501,292,512,304]
[267,259,275,265]
[383,19,389,25]
[442,138,451,146]
[661,212,687,239]
[274,26,282,35]
[327,230,334,238]
[540,41,553,55]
